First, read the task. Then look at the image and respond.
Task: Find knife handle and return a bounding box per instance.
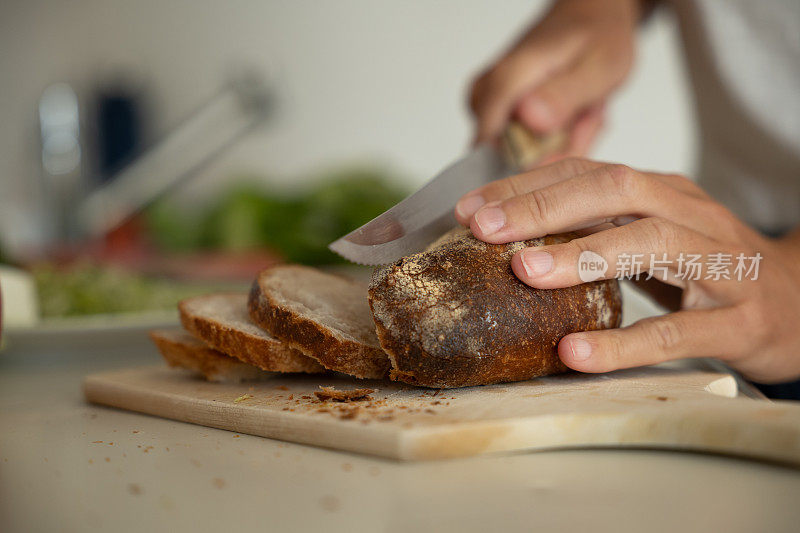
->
[500,121,567,170]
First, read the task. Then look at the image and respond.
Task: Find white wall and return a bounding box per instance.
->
[0,0,696,252]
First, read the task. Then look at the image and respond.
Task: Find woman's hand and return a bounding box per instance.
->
[469,0,642,162]
[455,158,800,384]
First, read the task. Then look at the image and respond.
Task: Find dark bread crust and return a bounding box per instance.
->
[179,295,324,374]
[368,230,622,388]
[149,329,270,382]
[248,266,390,379]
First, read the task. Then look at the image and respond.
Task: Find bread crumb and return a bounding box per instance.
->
[234,394,253,403]
[315,386,375,402]
[212,477,226,489]
[127,483,143,495]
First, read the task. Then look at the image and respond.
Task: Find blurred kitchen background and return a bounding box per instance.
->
[0,0,694,326]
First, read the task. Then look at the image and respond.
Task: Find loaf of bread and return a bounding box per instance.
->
[179,293,324,373]
[368,228,622,388]
[150,329,275,382]
[248,265,390,379]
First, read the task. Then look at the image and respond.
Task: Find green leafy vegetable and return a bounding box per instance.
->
[144,164,409,265]
[32,263,216,318]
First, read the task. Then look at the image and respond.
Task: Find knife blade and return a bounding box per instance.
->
[328,144,512,265]
[328,125,566,265]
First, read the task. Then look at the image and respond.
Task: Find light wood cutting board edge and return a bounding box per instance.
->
[83,372,405,458]
[397,398,800,463]
[83,366,800,464]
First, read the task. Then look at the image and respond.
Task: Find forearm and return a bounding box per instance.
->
[553,0,655,23]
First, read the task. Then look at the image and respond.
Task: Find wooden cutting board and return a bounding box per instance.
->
[84,364,800,463]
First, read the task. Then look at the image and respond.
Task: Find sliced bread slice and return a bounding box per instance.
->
[179,293,324,373]
[149,329,274,383]
[248,265,389,379]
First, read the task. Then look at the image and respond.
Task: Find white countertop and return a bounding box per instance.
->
[2,286,799,532]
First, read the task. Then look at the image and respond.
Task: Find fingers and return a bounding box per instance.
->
[558,306,748,373]
[455,158,604,224]
[529,103,607,167]
[509,218,720,289]
[455,159,709,226]
[514,49,618,134]
[470,0,638,145]
[464,164,735,243]
[470,23,588,144]
[467,164,676,243]
[559,103,606,159]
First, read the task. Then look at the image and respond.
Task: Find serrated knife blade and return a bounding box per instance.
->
[328,144,512,265]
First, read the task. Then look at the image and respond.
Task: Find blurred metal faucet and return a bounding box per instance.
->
[74,69,274,241]
[38,82,84,246]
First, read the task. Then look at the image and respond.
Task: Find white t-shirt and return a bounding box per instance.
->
[669,0,800,234]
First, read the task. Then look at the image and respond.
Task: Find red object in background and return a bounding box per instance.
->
[36,214,153,270]
[25,213,283,283]
[99,215,284,281]
[104,215,147,257]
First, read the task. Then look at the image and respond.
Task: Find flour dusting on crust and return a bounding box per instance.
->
[370,228,548,359]
[367,229,623,387]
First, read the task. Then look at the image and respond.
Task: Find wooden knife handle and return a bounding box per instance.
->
[500,121,567,170]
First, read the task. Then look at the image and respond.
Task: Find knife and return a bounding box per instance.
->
[329,123,566,265]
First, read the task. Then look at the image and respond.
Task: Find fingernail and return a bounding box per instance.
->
[474,206,506,235]
[520,250,553,277]
[456,194,486,220]
[569,338,592,362]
